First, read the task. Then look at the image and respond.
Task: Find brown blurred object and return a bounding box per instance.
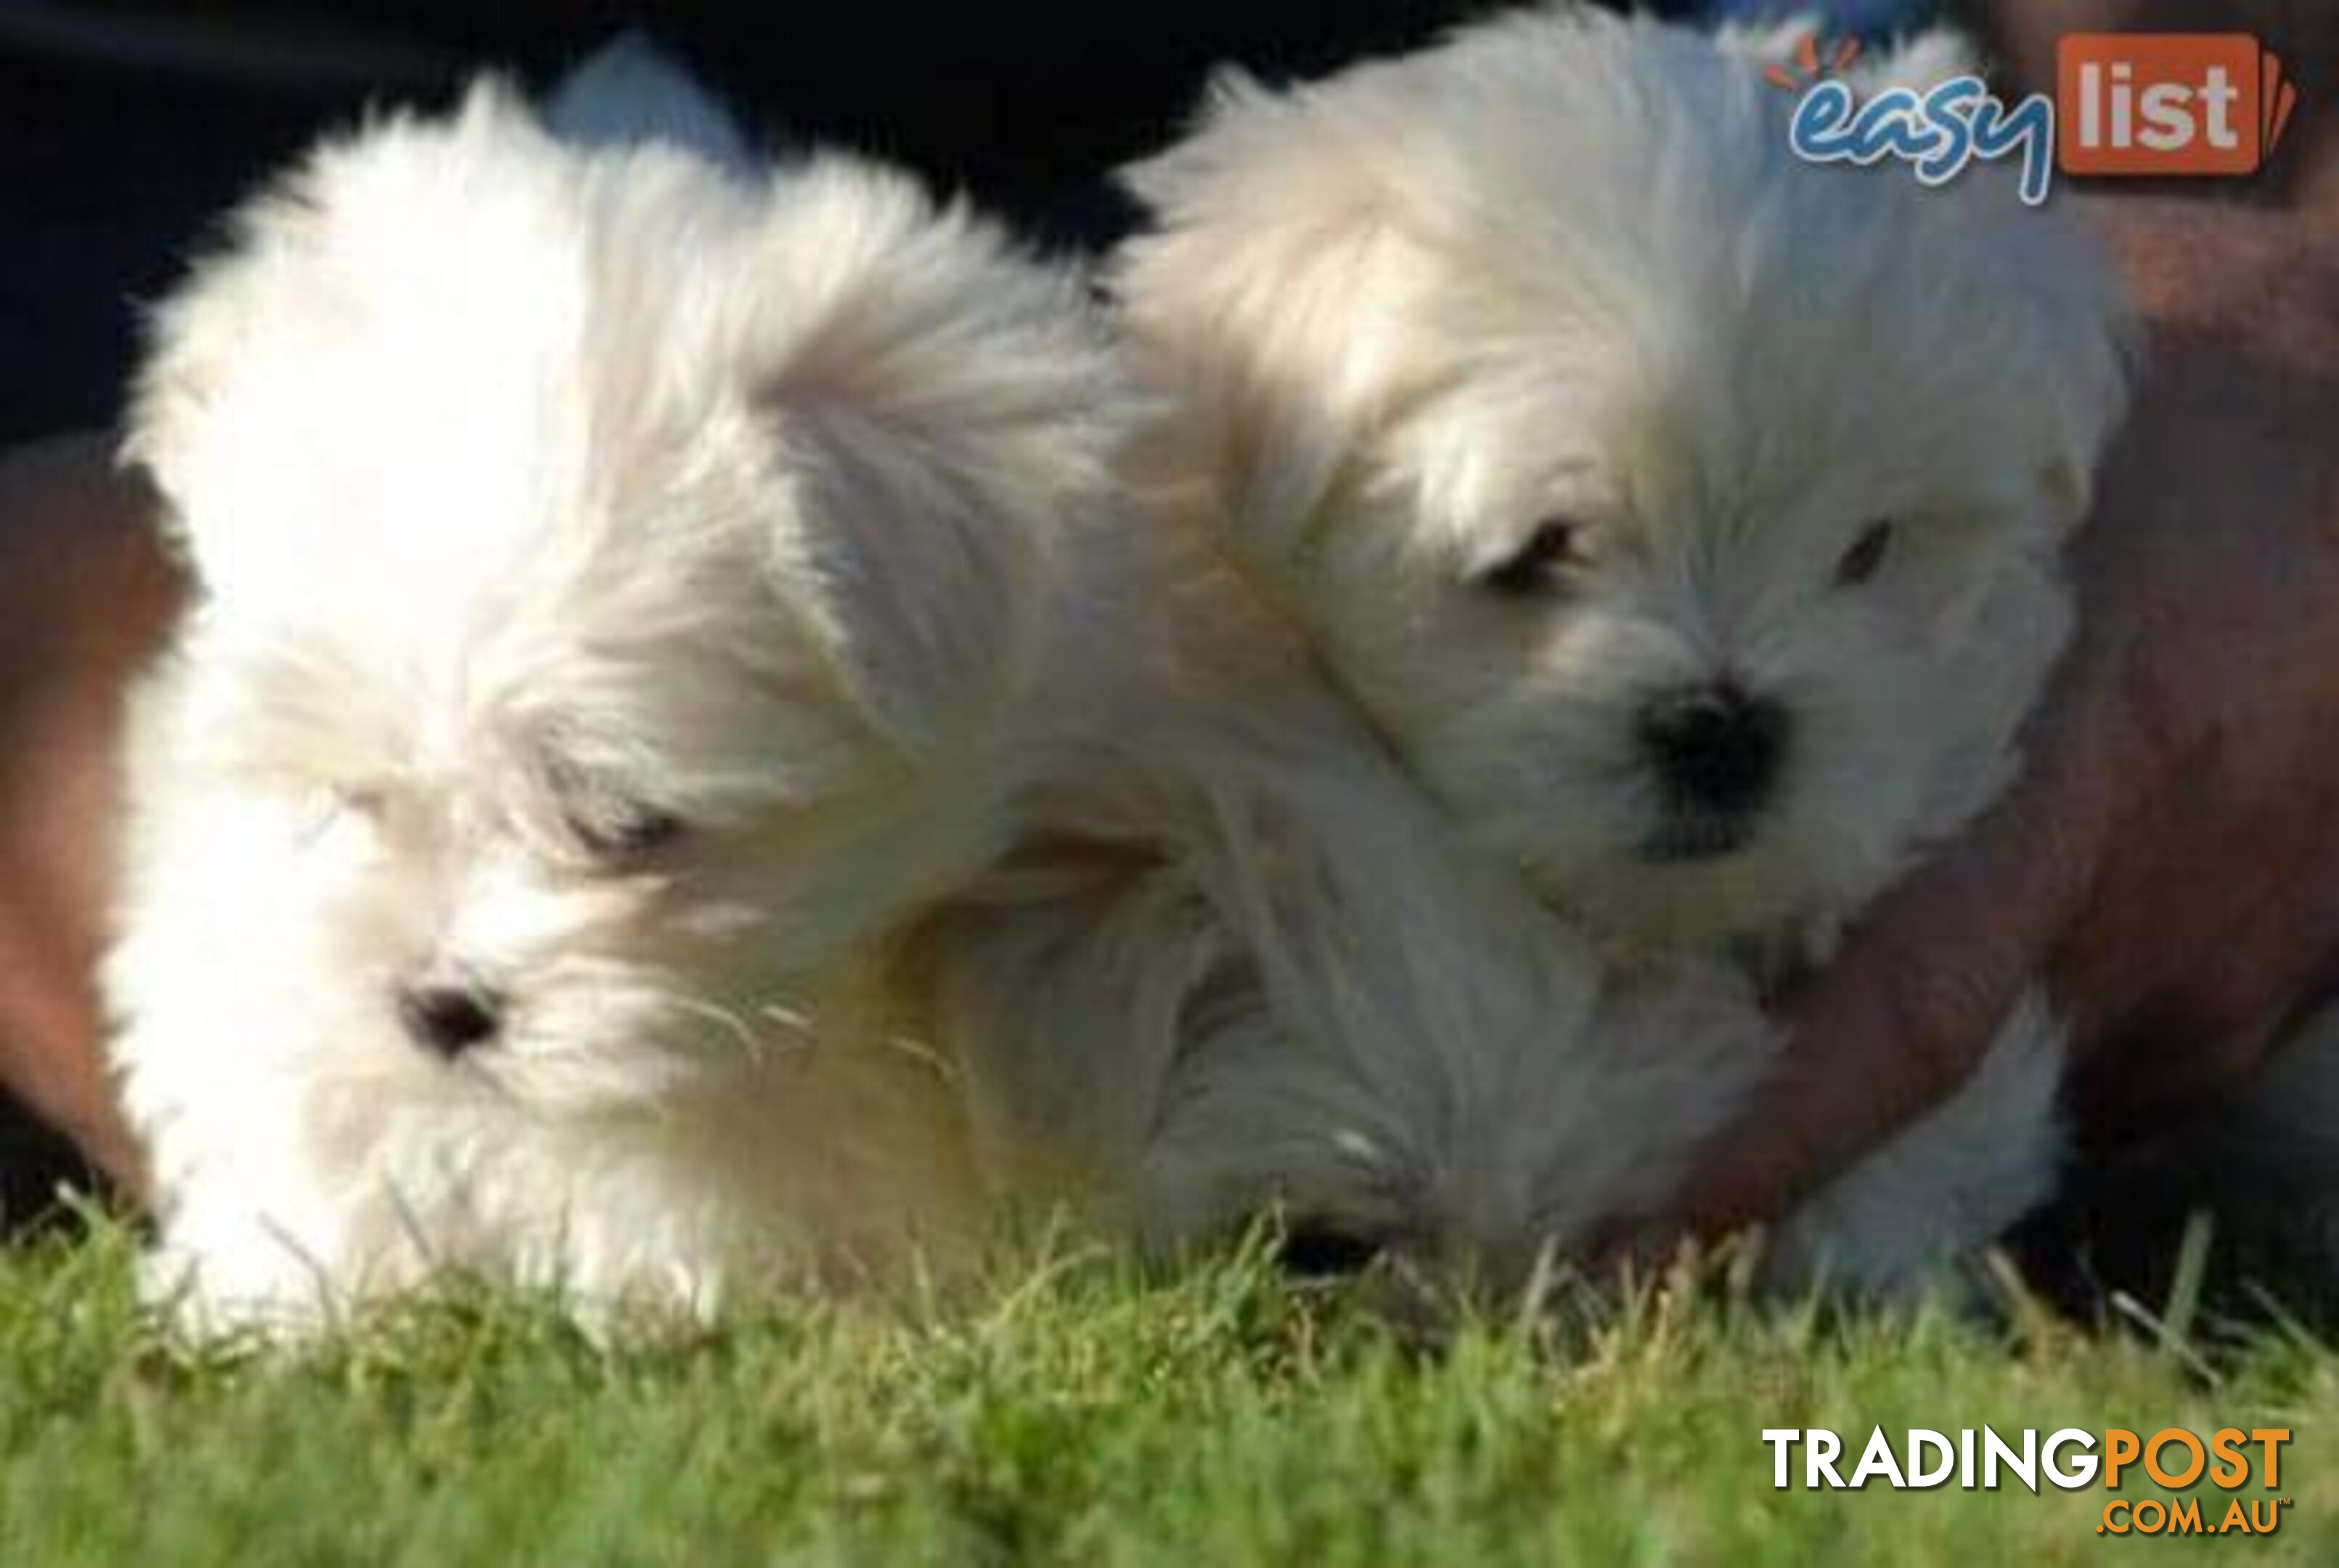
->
[0,434,181,1204]
[2054,195,2339,1151]
[1972,0,2339,213]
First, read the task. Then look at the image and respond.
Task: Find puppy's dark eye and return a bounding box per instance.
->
[570,801,685,862]
[537,746,687,865]
[1479,517,1587,595]
[333,783,388,818]
[1834,520,1894,587]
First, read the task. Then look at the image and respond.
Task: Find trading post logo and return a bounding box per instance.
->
[1763,1425,2297,1538]
[1776,31,2301,205]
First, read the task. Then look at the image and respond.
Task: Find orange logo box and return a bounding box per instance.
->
[2057,33,2296,177]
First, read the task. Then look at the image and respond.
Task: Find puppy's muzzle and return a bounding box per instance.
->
[1636,681,1789,828]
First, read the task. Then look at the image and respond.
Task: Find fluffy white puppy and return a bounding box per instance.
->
[1113,8,2131,1291]
[107,77,1127,1332]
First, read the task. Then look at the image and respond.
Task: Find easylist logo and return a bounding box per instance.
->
[1779,31,2302,205]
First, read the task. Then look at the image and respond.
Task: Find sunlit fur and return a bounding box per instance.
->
[1114,9,2131,1291]
[107,82,1130,1333]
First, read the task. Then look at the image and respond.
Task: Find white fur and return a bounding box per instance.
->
[924,520,1781,1283]
[108,78,1132,1333]
[1114,7,2131,1292]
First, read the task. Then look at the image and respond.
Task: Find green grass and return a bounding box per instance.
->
[1,1220,2333,1566]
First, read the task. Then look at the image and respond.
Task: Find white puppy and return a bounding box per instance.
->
[1114,8,2131,1291]
[107,77,1129,1331]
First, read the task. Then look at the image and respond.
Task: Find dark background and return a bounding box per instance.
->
[1,1,1551,448]
[20,1,2334,451]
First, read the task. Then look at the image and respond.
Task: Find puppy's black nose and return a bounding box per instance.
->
[397,982,504,1058]
[1636,682,1789,815]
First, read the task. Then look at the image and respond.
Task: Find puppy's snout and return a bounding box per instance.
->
[396,980,505,1058]
[1635,682,1788,814]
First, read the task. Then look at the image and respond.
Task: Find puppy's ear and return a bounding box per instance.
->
[746,160,1123,750]
[1114,70,1433,560]
[1866,30,2131,529]
[1912,91,2134,533]
[1752,19,2130,531]
[2022,216,2136,531]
